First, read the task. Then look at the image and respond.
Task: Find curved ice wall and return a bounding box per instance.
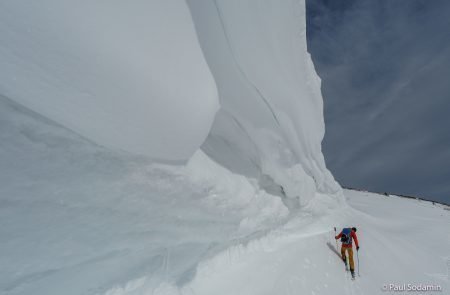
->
[0,0,340,205]
[0,0,218,161]
[188,0,340,205]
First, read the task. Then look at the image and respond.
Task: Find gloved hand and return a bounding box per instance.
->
[356,246,360,251]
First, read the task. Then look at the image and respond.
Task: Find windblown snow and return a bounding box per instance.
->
[188,0,340,205]
[0,0,219,160]
[0,1,448,295]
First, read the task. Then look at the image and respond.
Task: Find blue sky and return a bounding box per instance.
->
[306,0,450,204]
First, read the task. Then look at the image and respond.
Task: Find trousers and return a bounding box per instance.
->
[341,246,355,271]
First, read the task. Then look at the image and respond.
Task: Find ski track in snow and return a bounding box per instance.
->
[105,191,450,295]
[0,2,448,293]
[0,96,289,295]
[1,95,449,295]
[194,191,448,295]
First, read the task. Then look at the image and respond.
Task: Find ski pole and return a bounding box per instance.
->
[334,227,338,251]
[357,248,360,276]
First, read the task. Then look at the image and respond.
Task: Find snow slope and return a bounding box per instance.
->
[1,1,448,295]
[108,190,449,295]
[1,97,448,295]
[0,96,289,295]
[2,99,448,295]
[179,190,450,295]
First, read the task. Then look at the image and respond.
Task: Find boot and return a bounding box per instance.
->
[342,257,348,269]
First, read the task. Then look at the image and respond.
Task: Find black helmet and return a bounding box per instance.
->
[352,227,357,232]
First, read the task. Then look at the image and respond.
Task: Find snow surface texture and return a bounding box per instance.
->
[0,96,290,295]
[0,0,219,161]
[188,0,340,205]
[4,0,445,295]
[0,0,339,207]
[0,0,340,207]
[4,95,448,295]
[174,190,450,295]
[0,0,345,292]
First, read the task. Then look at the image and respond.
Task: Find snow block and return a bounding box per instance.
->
[0,0,219,161]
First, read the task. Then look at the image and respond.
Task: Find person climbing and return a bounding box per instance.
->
[335,227,359,278]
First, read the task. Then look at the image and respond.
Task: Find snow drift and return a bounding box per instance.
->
[188,0,340,205]
[0,0,346,294]
[0,0,219,161]
[0,0,339,205]
[0,95,289,295]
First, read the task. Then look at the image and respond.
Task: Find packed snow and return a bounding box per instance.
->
[1,96,449,294]
[0,96,290,295]
[1,104,448,294]
[0,0,340,203]
[0,0,448,295]
[188,0,340,206]
[177,190,450,295]
[0,0,218,160]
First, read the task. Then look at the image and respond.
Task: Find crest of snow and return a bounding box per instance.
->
[0,0,219,160]
[187,0,341,205]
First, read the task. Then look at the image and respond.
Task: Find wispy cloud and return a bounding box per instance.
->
[307,0,450,203]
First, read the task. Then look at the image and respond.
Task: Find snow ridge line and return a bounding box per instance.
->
[343,186,450,207]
